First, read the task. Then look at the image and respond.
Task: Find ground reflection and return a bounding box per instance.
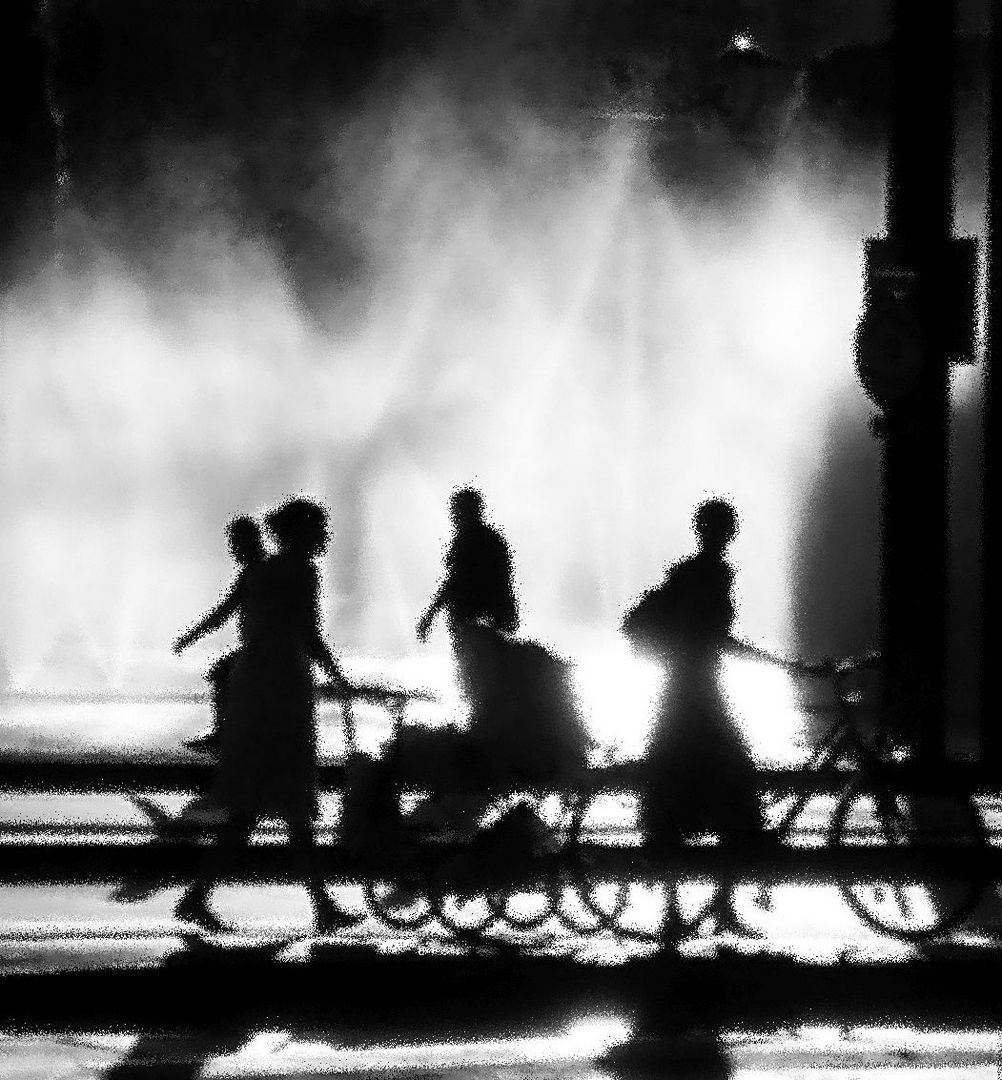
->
[99,934,286,1079]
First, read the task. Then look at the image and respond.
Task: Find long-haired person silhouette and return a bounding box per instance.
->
[173,515,267,754]
[623,499,763,852]
[174,498,354,932]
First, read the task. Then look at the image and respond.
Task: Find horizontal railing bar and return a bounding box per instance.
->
[0,681,435,707]
[1,756,1001,794]
[0,841,998,885]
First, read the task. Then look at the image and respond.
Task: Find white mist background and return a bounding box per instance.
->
[1,45,986,759]
[0,64,882,663]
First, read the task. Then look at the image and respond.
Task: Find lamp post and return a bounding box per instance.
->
[983,9,1002,770]
[854,0,976,765]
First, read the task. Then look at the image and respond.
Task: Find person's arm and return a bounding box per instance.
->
[172,584,240,654]
[309,633,346,683]
[304,565,347,683]
[416,582,448,642]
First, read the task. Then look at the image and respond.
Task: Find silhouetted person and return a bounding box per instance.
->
[410,488,588,844]
[174,498,353,932]
[417,487,519,694]
[623,499,762,851]
[173,516,266,754]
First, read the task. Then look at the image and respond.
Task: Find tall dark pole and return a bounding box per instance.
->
[856,0,972,765]
[0,1,56,287]
[883,0,954,764]
[983,10,1002,769]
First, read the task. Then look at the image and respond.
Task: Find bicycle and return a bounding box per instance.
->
[334,684,645,941]
[570,645,992,947]
[118,675,601,938]
[346,709,618,937]
[142,653,987,946]
[118,679,438,907]
[760,651,990,941]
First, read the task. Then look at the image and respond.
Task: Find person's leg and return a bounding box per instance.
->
[711,740,773,936]
[175,813,254,929]
[289,822,361,931]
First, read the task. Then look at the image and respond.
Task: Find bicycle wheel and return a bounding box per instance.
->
[830,783,988,941]
[432,888,500,935]
[552,786,633,935]
[425,791,570,936]
[577,876,725,945]
[362,876,436,931]
[640,873,765,944]
[483,791,574,932]
[557,876,632,934]
[659,877,731,944]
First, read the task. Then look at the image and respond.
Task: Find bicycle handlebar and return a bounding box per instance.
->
[727,638,806,673]
[810,651,883,678]
[727,640,882,681]
[316,681,438,705]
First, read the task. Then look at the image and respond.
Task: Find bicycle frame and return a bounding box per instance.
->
[766,653,888,840]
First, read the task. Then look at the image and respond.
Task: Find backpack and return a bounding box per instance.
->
[622,555,733,655]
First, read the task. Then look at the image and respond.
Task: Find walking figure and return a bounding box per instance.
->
[174,498,354,933]
[173,516,266,754]
[409,487,589,846]
[417,486,519,698]
[623,499,762,851]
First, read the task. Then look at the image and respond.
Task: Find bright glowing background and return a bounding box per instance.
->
[0,69,883,764]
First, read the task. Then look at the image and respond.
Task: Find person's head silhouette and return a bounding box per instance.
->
[693,498,738,555]
[226,516,265,566]
[265,498,329,556]
[450,487,485,531]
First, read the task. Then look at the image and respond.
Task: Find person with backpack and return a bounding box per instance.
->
[622,499,763,853]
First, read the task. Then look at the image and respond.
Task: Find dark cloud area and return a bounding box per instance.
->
[5,0,992,290]
[8,3,988,261]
